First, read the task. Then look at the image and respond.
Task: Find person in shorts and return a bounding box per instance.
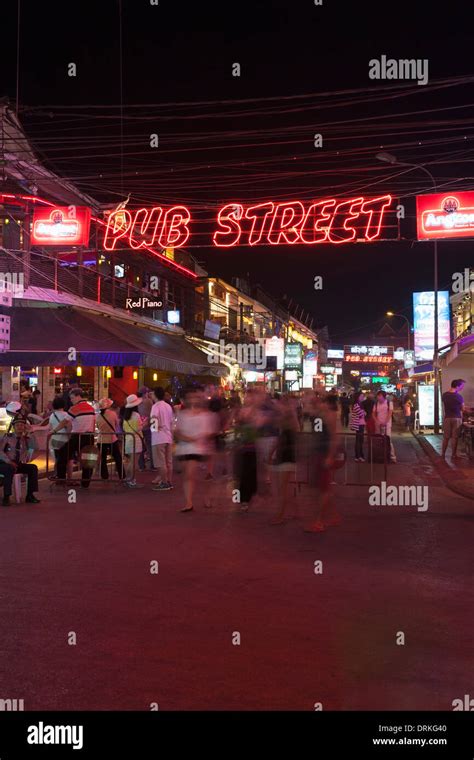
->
[175,388,216,513]
[442,379,465,458]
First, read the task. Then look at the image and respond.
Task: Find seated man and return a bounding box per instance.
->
[0,401,41,506]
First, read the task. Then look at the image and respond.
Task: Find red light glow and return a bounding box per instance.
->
[213,195,393,247]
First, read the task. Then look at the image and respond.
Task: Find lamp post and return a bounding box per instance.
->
[376,152,440,434]
[386,311,411,350]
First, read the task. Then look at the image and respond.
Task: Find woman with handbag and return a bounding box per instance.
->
[122,395,144,488]
[96,398,124,480]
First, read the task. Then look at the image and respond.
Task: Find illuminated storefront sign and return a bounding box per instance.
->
[31,206,91,246]
[344,345,394,362]
[418,384,435,426]
[327,348,344,359]
[321,365,335,374]
[344,355,392,363]
[265,336,285,369]
[345,345,393,357]
[417,192,474,240]
[213,195,394,247]
[302,349,318,388]
[413,291,450,360]
[284,342,303,369]
[404,350,415,369]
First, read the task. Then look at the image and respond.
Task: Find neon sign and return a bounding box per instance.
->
[417,192,474,240]
[213,195,393,247]
[103,206,191,250]
[31,206,91,246]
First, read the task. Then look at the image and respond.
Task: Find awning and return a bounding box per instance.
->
[0,305,225,376]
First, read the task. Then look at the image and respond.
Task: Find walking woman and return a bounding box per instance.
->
[269,394,299,524]
[175,388,216,512]
[350,392,366,462]
[96,398,124,480]
[122,394,144,488]
[234,389,259,513]
[374,390,396,462]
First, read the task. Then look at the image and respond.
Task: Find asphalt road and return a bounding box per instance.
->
[0,434,472,710]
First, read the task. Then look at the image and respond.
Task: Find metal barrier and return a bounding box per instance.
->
[292,430,389,488]
[46,432,138,486]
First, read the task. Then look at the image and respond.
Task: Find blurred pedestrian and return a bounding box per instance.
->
[269,394,299,524]
[403,397,413,431]
[137,387,154,471]
[151,386,174,491]
[340,392,350,427]
[350,392,366,462]
[122,394,144,488]
[374,390,396,462]
[96,398,124,480]
[304,395,341,532]
[175,388,216,512]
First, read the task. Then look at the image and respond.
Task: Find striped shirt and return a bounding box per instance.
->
[350,402,366,430]
[68,400,96,434]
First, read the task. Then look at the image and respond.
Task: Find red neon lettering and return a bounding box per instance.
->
[245,202,275,246]
[267,202,305,245]
[158,206,191,248]
[327,198,363,244]
[360,195,392,240]
[213,204,243,247]
[103,210,132,250]
[300,200,336,244]
[129,207,162,249]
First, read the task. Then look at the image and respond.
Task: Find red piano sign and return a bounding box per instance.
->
[31,206,91,246]
[416,192,474,240]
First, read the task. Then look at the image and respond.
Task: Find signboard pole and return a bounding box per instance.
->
[433,240,440,434]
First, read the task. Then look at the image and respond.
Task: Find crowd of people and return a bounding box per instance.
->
[1,378,469,528]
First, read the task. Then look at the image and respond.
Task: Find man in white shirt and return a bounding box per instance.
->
[151,386,174,491]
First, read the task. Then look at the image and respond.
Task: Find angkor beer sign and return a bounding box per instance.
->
[103,194,395,249]
[417,192,474,240]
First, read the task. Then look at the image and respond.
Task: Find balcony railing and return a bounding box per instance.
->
[0,248,199,331]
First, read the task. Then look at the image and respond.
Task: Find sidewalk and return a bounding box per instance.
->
[415,432,474,500]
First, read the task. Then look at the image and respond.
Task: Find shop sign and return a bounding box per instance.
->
[31,206,91,246]
[284,342,303,369]
[103,194,396,250]
[125,296,163,311]
[417,192,474,240]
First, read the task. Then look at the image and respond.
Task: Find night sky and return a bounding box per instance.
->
[2,0,474,340]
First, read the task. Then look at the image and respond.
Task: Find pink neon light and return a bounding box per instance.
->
[212,195,394,247]
[300,200,336,244]
[327,198,363,244]
[267,202,305,245]
[212,204,243,247]
[245,202,275,246]
[158,206,191,248]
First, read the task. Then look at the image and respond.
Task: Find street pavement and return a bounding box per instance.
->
[0,433,472,711]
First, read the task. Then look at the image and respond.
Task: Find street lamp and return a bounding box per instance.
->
[377,152,440,434]
[386,311,411,350]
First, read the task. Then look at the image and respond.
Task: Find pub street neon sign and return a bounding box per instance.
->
[103,194,394,250]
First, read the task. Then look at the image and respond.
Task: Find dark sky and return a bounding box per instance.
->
[2,0,474,341]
